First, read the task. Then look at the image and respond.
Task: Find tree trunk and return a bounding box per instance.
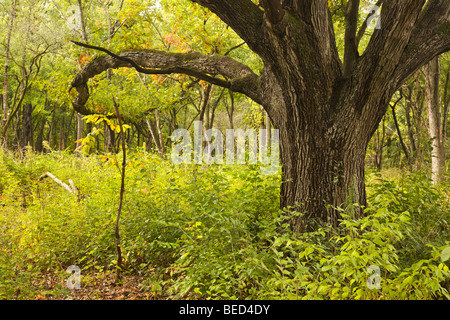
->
[47,109,56,150]
[2,0,17,149]
[103,122,114,153]
[424,56,446,184]
[20,103,33,149]
[154,109,166,155]
[75,0,88,156]
[442,68,449,144]
[404,89,417,162]
[13,105,21,148]
[225,89,235,129]
[391,103,410,166]
[373,116,385,170]
[265,111,272,148]
[35,117,46,153]
[275,101,368,232]
[145,115,165,156]
[59,108,66,151]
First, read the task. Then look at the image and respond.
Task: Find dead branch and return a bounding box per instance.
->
[39,172,77,195]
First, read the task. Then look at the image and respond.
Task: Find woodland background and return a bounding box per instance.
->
[0,0,449,300]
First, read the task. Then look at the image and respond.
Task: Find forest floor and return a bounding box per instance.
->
[31,272,157,300]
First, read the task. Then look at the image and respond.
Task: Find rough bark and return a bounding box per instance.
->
[70,44,261,115]
[71,0,450,232]
[343,0,360,76]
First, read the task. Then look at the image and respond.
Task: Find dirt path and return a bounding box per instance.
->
[34,272,159,300]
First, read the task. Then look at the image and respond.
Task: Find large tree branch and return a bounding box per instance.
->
[392,0,450,89]
[300,0,342,81]
[350,0,428,115]
[263,0,342,90]
[189,0,264,53]
[358,0,449,90]
[70,42,262,114]
[343,0,360,76]
[351,0,449,138]
[260,0,285,25]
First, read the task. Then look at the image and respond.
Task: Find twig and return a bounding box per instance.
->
[113,97,126,284]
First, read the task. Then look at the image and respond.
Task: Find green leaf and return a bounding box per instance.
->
[440,246,450,262]
[304,247,314,256]
[321,265,332,272]
[402,275,414,286]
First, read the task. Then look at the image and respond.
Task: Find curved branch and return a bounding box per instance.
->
[351,0,447,112]
[70,42,262,114]
[391,0,450,89]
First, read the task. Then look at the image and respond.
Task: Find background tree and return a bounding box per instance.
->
[425,56,446,184]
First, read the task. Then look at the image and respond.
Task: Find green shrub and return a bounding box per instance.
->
[1,150,448,300]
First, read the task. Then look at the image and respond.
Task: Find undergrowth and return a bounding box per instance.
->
[0,149,449,299]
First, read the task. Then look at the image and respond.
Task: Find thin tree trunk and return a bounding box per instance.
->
[145,116,162,156]
[209,88,225,129]
[413,84,426,170]
[2,0,18,149]
[154,109,166,155]
[47,109,56,150]
[13,105,21,148]
[404,89,417,162]
[35,117,46,153]
[112,98,125,284]
[199,84,213,131]
[374,116,385,170]
[75,0,88,156]
[266,111,271,148]
[443,68,449,143]
[391,103,410,165]
[59,107,66,150]
[424,56,446,183]
[20,103,33,149]
[225,89,235,129]
[443,99,449,143]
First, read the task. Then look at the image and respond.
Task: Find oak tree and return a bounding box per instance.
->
[71,0,450,232]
